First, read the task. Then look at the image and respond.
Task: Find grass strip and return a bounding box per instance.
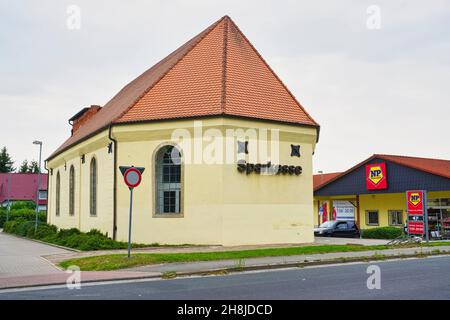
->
[59,241,450,271]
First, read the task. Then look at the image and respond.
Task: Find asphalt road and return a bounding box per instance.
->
[1,255,450,300]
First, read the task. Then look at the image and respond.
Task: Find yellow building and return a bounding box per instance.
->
[313,154,450,239]
[46,16,320,246]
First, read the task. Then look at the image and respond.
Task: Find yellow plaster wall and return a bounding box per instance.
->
[359,193,405,228]
[114,118,317,245]
[48,118,317,245]
[47,131,114,236]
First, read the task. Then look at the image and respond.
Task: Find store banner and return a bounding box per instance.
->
[406,190,425,214]
[322,202,328,223]
[333,200,355,221]
[365,162,387,190]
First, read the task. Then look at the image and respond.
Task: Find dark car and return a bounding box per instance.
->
[314,221,360,238]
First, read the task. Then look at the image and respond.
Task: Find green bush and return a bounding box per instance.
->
[2,219,143,251]
[10,201,36,210]
[33,224,58,240]
[3,219,26,233]
[0,208,46,228]
[361,226,403,239]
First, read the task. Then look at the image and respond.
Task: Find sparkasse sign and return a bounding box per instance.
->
[365,162,387,190]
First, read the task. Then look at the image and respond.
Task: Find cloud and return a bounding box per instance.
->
[0,0,449,171]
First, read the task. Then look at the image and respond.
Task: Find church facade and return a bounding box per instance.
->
[46,16,320,245]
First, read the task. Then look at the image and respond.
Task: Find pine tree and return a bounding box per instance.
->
[0,147,15,173]
[19,160,29,173]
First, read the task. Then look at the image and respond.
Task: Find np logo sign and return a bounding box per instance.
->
[369,166,383,184]
[365,163,387,190]
[406,190,425,214]
[409,193,421,206]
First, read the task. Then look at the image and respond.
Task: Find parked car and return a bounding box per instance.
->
[314,221,360,238]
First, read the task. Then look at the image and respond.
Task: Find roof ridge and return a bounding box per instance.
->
[220,16,229,114]
[114,16,228,123]
[224,17,319,127]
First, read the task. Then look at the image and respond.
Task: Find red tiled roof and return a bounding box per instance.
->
[0,173,48,204]
[375,154,450,179]
[314,154,450,191]
[49,16,318,160]
[313,172,341,190]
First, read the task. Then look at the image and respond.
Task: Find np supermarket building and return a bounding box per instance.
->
[314,154,450,239]
[46,16,320,246]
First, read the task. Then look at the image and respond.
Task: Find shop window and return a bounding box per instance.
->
[56,171,60,216]
[155,145,182,215]
[90,157,97,216]
[69,165,75,216]
[388,210,403,226]
[366,210,379,226]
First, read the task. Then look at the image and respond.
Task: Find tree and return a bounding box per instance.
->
[19,160,29,173]
[28,160,40,173]
[0,147,15,173]
[18,159,40,173]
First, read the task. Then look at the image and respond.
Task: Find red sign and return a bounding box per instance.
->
[408,221,424,235]
[365,162,387,190]
[406,190,425,214]
[123,167,142,188]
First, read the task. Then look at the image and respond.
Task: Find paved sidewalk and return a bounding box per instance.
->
[0,271,159,289]
[0,231,159,289]
[0,231,69,277]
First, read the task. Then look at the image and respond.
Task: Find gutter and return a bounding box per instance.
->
[108,124,118,240]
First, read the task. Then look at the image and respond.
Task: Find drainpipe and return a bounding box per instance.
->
[44,160,51,224]
[108,123,118,240]
[78,156,82,230]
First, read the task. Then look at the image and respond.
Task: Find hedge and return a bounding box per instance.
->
[10,201,36,210]
[2,219,147,251]
[361,226,403,239]
[0,208,46,228]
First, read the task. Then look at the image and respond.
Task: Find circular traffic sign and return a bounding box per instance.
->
[123,167,142,188]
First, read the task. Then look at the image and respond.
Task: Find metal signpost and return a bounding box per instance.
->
[120,166,145,258]
[406,190,428,242]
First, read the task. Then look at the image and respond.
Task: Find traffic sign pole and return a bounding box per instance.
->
[119,165,145,259]
[127,187,133,258]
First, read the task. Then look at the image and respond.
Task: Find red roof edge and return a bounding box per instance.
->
[314,154,450,192]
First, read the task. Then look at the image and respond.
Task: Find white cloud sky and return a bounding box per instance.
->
[0,0,449,173]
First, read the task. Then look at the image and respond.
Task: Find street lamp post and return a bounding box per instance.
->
[33,140,42,234]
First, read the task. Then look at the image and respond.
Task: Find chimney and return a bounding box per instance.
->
[69,105,102,135]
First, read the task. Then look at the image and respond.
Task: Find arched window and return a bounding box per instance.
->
[56,171,60,216]
[69,165,75,216]
[90,157,97,216]
[155,145,182,214]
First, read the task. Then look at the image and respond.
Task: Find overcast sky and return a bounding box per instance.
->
[1,0,449,173]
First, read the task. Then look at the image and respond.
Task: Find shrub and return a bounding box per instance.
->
[3,219,25,233]
[10,201,36,210]
[0,208,46,228]
[32,223,58,240]
[3,220,145,251]
[361,226,403,239]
